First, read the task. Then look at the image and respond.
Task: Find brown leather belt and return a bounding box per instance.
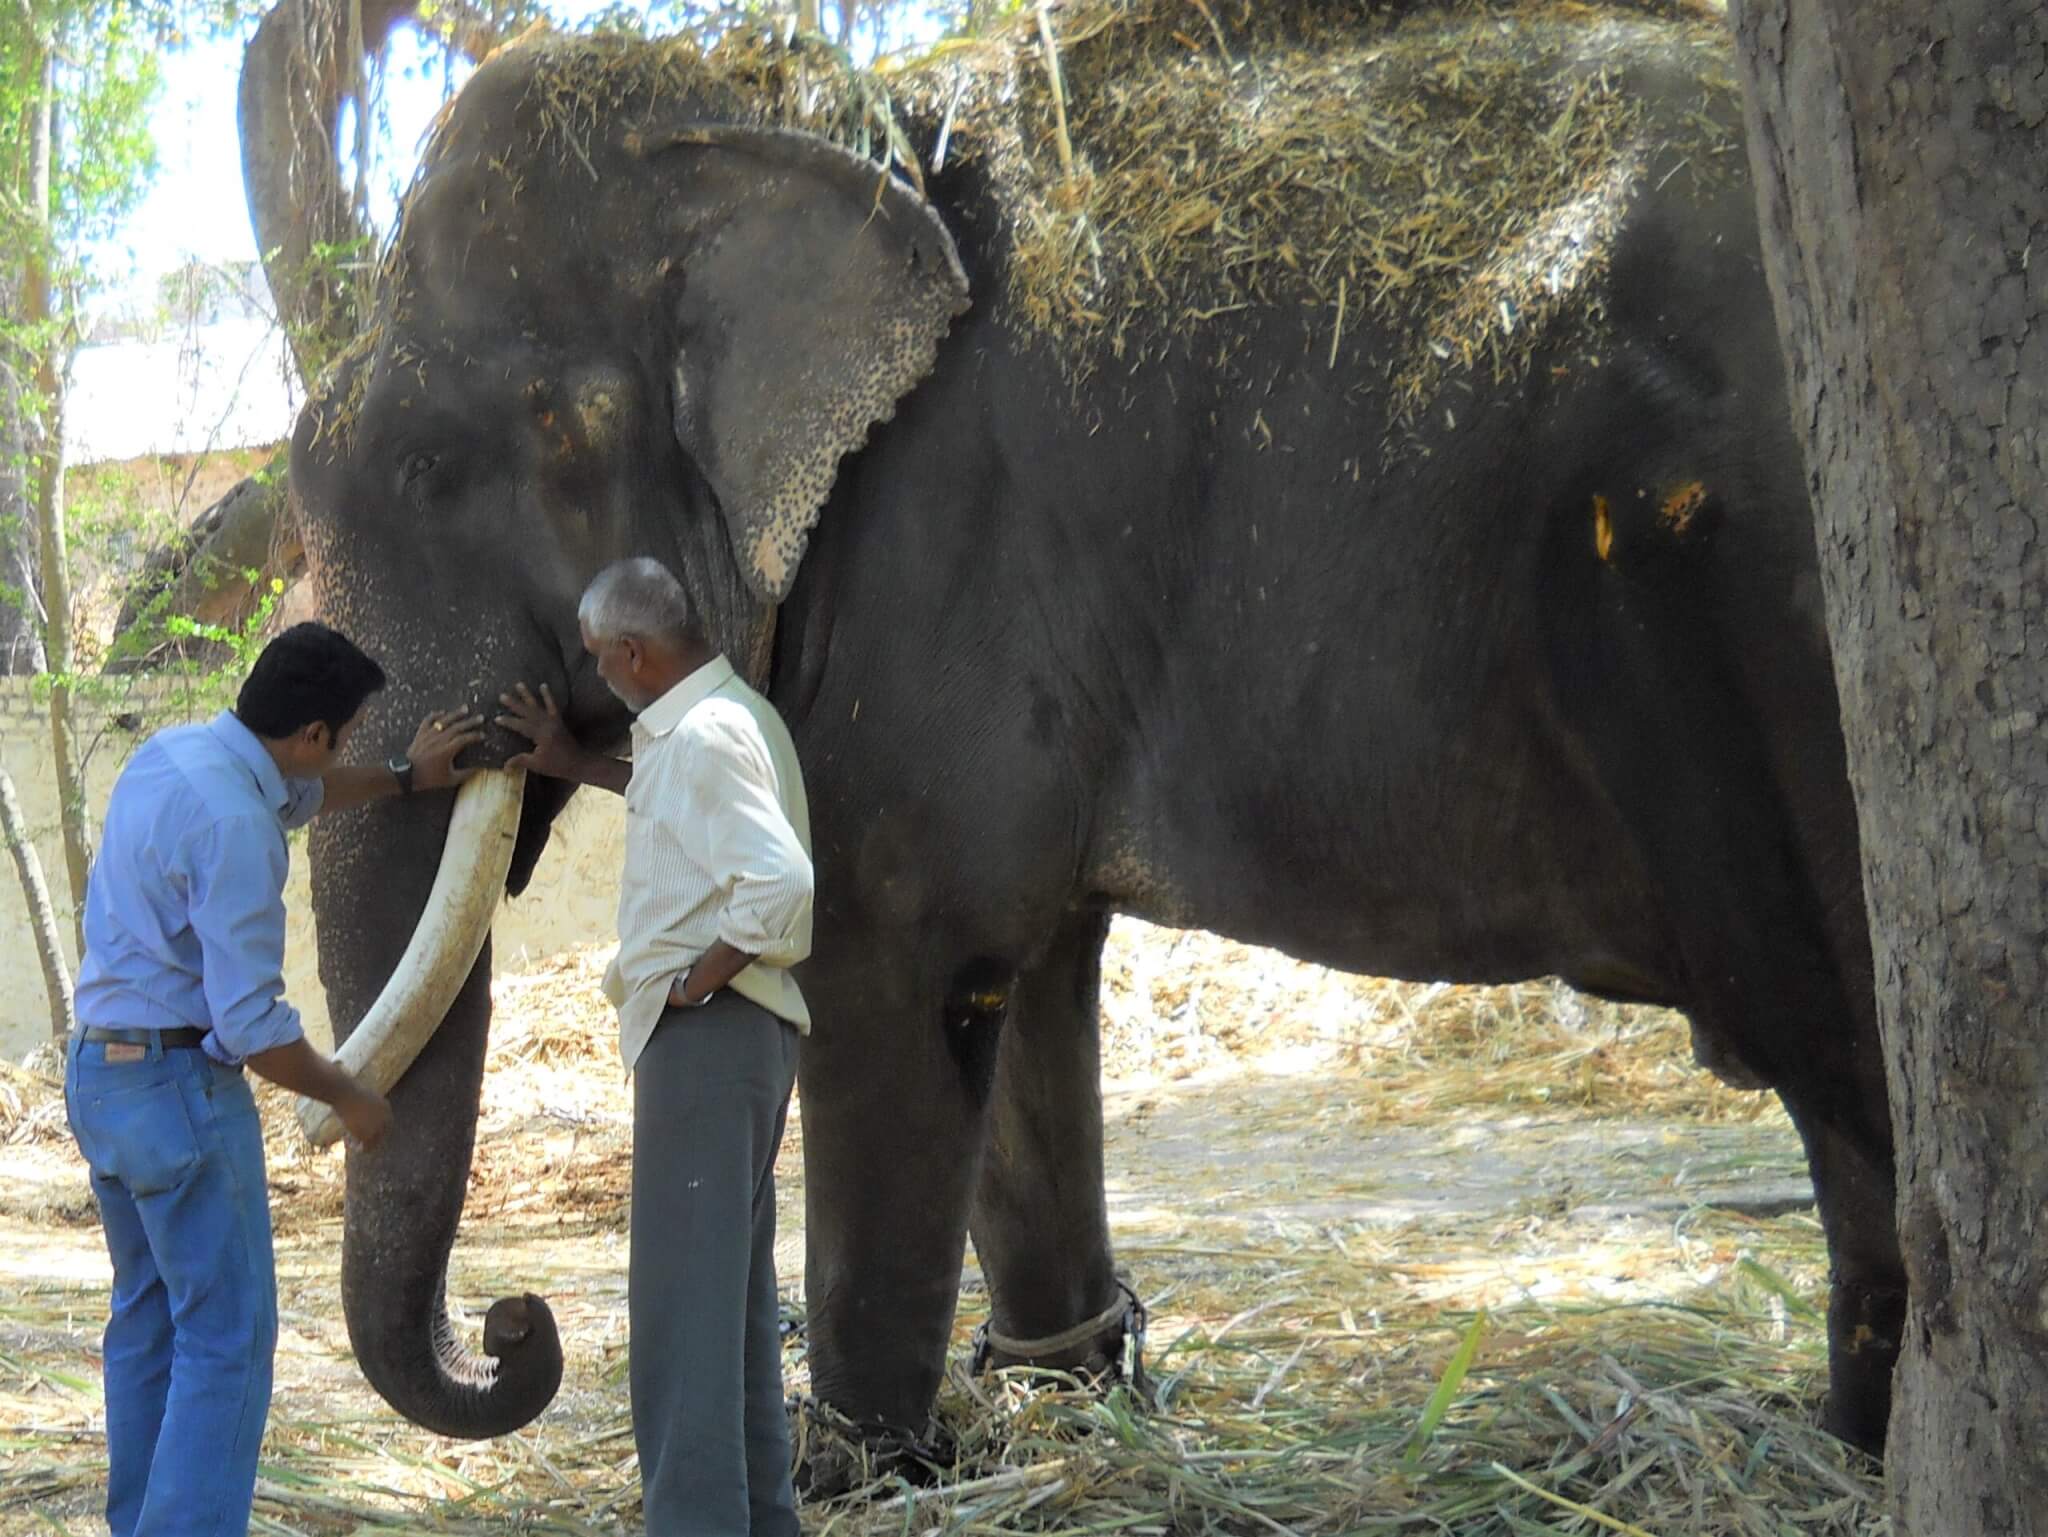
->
[81,1026,209,1049]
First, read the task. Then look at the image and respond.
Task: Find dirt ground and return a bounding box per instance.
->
[0,919,1872,1535]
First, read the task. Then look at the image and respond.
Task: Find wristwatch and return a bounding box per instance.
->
[387,754,415,795]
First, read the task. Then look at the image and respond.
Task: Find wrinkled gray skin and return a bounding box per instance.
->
[294,17,1904,1458]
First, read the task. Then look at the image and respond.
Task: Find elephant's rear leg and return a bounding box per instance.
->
[967,910,1138,1379]
[1774,1085,1904,1455]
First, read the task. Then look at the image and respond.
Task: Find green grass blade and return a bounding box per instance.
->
[1402,1308,1487,1469]
[1737,1257,1822,1321]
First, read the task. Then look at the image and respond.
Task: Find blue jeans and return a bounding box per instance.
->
[65,1034,277,1537]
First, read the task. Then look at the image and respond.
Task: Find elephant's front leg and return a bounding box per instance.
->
[798,950,996,1440]
[967,912,1134,1379]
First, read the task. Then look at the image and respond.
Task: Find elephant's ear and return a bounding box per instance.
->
[639,125,970,604]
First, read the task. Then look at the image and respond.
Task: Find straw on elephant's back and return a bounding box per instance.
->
[442,0,1739,414]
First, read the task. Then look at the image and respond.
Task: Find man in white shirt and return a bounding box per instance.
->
[498,558,813,1537]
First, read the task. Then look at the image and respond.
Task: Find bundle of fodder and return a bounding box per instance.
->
[789,1271,1884,1537]
[477,0,1740,411]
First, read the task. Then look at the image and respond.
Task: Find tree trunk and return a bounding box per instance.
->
[24,43,89,954]
[239,0,417,383]
[0,349,43,676]
[101,0,474,669]
[1730,3,2048,1530]
[107,451,302,672]
[0,764,73,1041]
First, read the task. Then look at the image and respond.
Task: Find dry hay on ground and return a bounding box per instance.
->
[0,921,1876,1535]
[1098,920,1784,1127]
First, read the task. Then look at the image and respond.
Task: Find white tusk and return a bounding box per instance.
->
[298,769,526,1147]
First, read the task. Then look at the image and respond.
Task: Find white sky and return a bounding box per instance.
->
[75,25,471,459]
[105,3,945,301]
[103,24,476,299]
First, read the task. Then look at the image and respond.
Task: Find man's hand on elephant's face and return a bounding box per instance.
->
[498,683,583,781]
[406,711,486,792]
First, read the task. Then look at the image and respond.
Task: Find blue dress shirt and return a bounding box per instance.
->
[74,711,324,1066]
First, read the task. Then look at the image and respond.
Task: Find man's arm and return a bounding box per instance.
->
[667,714,814,1008]
[497,683,632,795]
[317,711,487,816]
[668,940,759,1007]
[246,1039,392,1147]
[186,818,391,1146]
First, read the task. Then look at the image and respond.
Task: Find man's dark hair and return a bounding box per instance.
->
[235,623,387,739]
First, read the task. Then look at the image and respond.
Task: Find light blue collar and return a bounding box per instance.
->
[210,710,291,815]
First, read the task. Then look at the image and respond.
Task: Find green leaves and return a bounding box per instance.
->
[1403,1307,1488,1469]
[1,0,166,280]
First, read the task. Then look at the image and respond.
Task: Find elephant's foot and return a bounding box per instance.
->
[1821,1280,1904,1457]
[789,1395,956,1500]
[970,1279,1150,1396]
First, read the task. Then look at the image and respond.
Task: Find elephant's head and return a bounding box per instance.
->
[291,36,968,1438]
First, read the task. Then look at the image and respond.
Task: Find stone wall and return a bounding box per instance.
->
[0,679,627,1059]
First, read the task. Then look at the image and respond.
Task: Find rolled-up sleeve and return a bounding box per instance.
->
[185,814,304,1064]
[694,718,815,969]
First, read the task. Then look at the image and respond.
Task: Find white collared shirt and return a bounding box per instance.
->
[601,656,814,1073]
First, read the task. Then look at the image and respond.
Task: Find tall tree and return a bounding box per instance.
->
[1731,3,2048,1530]
[241,0,423,383]
[0,763,74,1039]
[111,0,537,668]
[0,349,42,675]
[21,26,90,952]
[3,0,162,937]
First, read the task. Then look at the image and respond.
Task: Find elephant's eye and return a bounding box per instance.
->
[401,450,439,485]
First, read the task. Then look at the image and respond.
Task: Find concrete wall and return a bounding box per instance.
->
[0,679,627,1059]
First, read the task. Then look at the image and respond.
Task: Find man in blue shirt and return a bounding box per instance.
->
[65,622,484,1537]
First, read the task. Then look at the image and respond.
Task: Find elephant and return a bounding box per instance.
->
[289,0,1905,1460]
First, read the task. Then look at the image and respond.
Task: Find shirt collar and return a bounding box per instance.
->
[210,710,292,816]
[634,655,736,740]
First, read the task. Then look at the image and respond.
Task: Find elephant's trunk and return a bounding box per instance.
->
[338,956,565,1438]
[312,783,564,1439]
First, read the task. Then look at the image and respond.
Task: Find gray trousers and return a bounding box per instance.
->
[631,994,801,1537]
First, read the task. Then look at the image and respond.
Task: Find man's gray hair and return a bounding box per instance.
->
[578,558,704,648]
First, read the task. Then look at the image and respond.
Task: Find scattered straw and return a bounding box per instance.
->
[0,921,1877,1535]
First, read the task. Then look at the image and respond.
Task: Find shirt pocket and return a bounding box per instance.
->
[68,1067,202,1197]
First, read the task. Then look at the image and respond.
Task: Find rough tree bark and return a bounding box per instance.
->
[1731,3,2048,1530]
[0,765,74,1040]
